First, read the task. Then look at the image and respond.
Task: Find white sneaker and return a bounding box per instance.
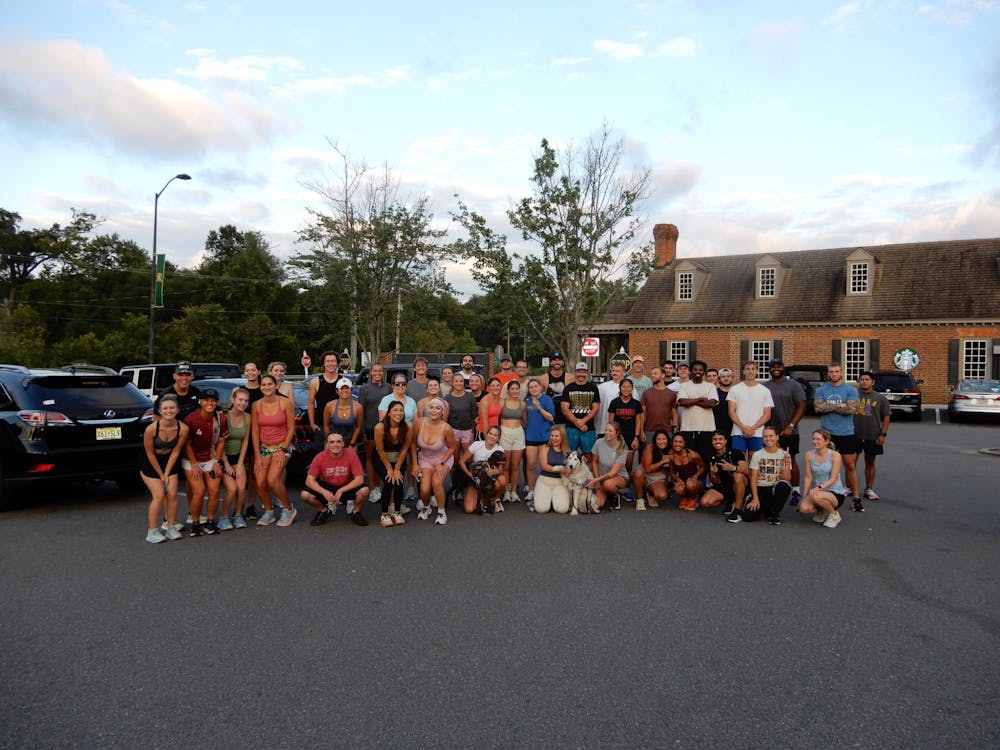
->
[823,510,842,528]
[636,497,647,512]
[525,489,534,502]
[145,529,167,544]
[434,510,448,525]
[370,486,382,503]
[812,510,827,524]
[160,521,184,533]
[417,507,432,521]
[864,488,880,501]
[164,527,183,541]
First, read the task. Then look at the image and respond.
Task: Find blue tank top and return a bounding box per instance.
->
[328,402,356,443]
[809,450,845,494]
[541,448,565,478]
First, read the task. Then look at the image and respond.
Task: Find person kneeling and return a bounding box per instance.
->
[302,433,370,527]
[742,426,792,525]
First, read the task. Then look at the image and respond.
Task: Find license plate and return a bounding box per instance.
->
[96,426,122,441]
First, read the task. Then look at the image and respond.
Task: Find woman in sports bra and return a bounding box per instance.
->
[411,398,457,525]
[251,374,297,527]
[416,377,451,422]
[141,395,189,544]
[323,378,363,447]
[498,379,527,503]
[373,400,414,527]
[219,387,251,530]
[666,432,705,511]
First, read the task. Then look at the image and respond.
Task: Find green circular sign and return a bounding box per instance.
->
[893,348,919,371]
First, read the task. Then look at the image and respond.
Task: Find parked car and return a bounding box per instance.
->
[190,378,316,477]
[353,364,442,388]
[784,364,829,413]
[948,379,1000,422]
[0,364,154,505]
[872,370,923,420]
[121,362,241,398]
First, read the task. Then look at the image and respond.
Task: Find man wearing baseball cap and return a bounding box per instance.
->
[154,360,202,420]
[628,355,653,400]
[495,353,517,388]
[560,362,601,455]
[540,352,571,406]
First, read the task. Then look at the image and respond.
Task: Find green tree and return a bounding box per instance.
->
[0,305,47,364]
[453,124,654,361]
[293,144,448,361]
[0,209,99,315]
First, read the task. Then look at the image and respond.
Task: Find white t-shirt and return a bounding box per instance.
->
[467,440,504,465]
[749,447,788,487]
[678,381,719,432]
[727,382,774,438]
[596,379,622,433]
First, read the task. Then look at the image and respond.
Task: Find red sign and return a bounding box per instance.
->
[301,352,311,369]
[581,337,600,357]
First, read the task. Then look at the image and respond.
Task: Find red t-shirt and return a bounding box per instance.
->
[308,447,363,488]
[183,411,229,462]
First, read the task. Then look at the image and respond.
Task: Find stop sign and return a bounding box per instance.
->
[301,351,311,369]
[581,337,600,357]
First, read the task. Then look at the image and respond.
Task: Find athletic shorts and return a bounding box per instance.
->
[499,425,526,451]
[181,459,217,473]
[778,433,800,456]
[859,439,884,457]
[566,426,597,454]
[831,433,859,455]
[313,480,359,504]
[731,434,763,453]
[526,439,547,447]
[453,428,475,452]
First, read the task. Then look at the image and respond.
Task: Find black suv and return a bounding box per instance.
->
[0,365,154,504]
[872,370,923,420]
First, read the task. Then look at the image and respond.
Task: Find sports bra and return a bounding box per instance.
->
[328,402,357,442]
[500,399,525,421]
[153,420,180,452]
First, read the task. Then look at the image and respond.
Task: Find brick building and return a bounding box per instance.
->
[594,225,1000,405]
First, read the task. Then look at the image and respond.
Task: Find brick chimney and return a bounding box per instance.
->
[653,224,678,266]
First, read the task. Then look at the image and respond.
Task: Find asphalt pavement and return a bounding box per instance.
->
[1,416,998,749]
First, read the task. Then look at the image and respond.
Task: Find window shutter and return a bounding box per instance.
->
[659,341,668,367]
[773,339,783,360]
[831,339,842,366]
[993,339,1000,380]
[739,340,748,366]
[869,339,879,370]
[688,341,697,362]
[947,339,959,384]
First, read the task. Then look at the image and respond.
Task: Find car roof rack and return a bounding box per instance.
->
[0,364,31,374]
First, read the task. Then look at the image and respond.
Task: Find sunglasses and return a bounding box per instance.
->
[393,382,406,386]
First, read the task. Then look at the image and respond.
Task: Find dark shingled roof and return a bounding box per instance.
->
[626,237,1000,327]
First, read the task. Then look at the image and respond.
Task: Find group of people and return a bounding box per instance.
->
[142,351,892,542]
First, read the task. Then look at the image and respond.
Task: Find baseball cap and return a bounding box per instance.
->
[719,367,734,375]
[631,355,645,363]
[769,358,784,366]
[499,354,512,362]
[175,361,193,374]
[551,351,563,359]
[574,361,589,371]
[336,377,353,389]
[677,361,690,368]
[200,388,219,400]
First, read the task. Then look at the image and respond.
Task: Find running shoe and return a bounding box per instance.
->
[160,521,184,533]
[145,529,167,544]
[417,507,432,521]
[379,513,394,527]
[164,527,183,541]
[725,509,742,524]
[636,497,647,512]
[768,516,783,526]
[216,517,234,531]
[525,489,534,502]
[310,509,332,526]
[277,507,297,527]
[812,511,827,524]
[392,512,406,525]
[823,510,842,528]
[647,496,660,508]
[190,522,204,537]
[526,500,535,512]
[434,510,448,525]
[233,514,247,529]
[243,505,259,520]
[852,497,865,513]
[789,490,801,507]
[864,488,880,501]
[350,511,369,527]
[257,510,276,527]
[494,500,504,513]
[203,520,219,535]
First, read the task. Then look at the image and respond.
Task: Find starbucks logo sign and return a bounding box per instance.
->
[893,348,919,371]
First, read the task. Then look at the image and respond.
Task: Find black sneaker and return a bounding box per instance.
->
[203,520,219,535]
[243,505,259,520]
[852,497,865,513]
[768,516,782,526]
[726,509,742,524]
[609,494,622,511]
[310,509,332,526]
[350,511,369,527]
[190,522,204,537]
[723,501,734,515]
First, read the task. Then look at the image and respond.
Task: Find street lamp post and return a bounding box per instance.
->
[148,173,191,363]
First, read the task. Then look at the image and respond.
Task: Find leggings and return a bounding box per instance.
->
[533,474,571,514]
[380,477,406,514]
[743,481,792,522]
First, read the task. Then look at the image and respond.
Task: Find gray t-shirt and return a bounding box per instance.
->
[764,377,806,432]
[854,391,891,440]
[594,437,629,480]
[358,382,391,431]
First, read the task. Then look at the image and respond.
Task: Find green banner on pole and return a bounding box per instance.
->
[153,254,166,308]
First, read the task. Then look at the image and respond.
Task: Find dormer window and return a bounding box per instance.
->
[758,266,776,298]
[678,271,693,300]
[846,248,876,296]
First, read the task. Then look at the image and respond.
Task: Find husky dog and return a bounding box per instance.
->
[564,451,598,515]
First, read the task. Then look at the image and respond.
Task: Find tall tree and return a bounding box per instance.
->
[453,124,654,361]
[0,209,98,315]
[293,143,448,360]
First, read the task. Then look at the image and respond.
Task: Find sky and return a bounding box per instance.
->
[1,0,998,299]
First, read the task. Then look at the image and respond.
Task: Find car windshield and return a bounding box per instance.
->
[26,376,149,411]
[958,380,1000,393]
[874,375,911,389]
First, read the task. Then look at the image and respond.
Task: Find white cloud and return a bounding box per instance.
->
[0,39,277,157]
[824,2,862,32]
[592,39,645,60]
[184,51,303,83]
[655,37,697,58]
[273,67,410,98]
[552,56,588,67]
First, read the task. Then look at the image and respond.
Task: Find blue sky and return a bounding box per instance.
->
[1,0,997,297]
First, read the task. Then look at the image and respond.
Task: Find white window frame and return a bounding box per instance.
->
[844,339,868,382]
[751,340,772,381]
[962,339,989,380]
[758,267,776,298]
[677,271,693,301]
[848,262,870,295]
[670,341,689,364]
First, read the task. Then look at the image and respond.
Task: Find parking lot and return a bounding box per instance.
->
[1,415,998,749]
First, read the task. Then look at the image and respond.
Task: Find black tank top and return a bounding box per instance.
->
[314,376,340,417]
[546,369,568,399]
[153,420,180,451]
